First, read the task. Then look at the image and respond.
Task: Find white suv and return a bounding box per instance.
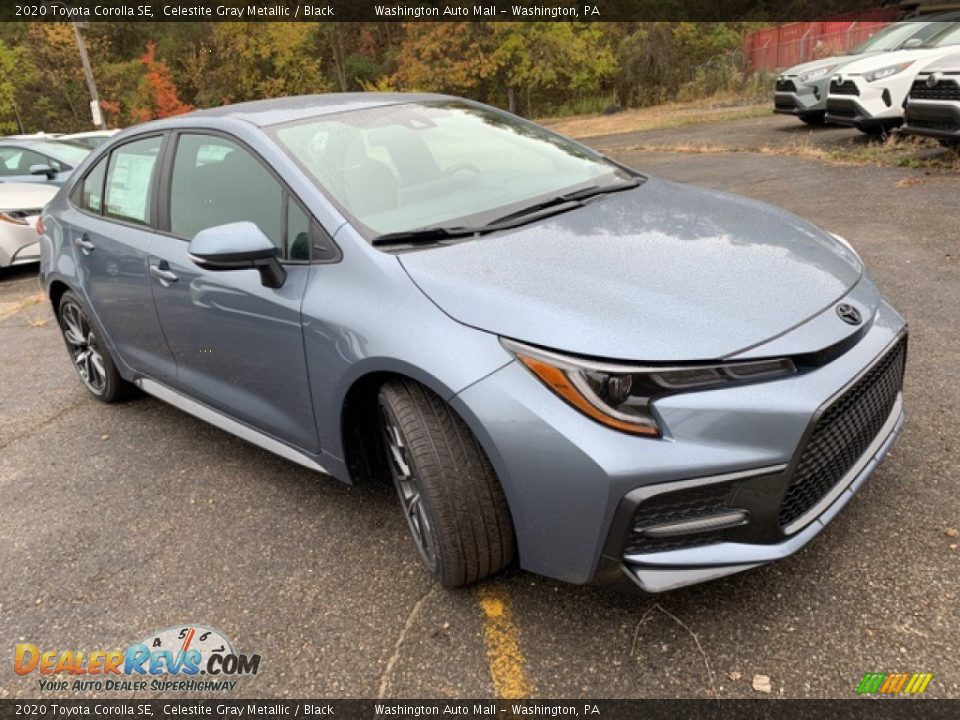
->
[825,22,960,134]
[903,50,960,145]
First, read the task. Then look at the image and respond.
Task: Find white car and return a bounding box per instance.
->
[825,21,960,134]
[0,182,57,268]
[903,50,960,145]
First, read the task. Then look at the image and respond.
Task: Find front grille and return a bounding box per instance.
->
[828,106,857,119]
[831,80,860,96]
[625,483,733,554]
[910,78,960,102]
[776,78,797,93]
[779,338,906,528]
[775,97,797,110]
[909,117,960,133]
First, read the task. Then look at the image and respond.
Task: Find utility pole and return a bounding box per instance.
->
[71,21,105,129]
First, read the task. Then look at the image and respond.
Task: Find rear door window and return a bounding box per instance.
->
[79,157,108,214]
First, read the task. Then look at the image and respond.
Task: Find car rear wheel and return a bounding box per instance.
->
[58,291,132,403]
[378,378,515,587]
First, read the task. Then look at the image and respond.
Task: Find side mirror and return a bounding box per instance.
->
[903,38,923,49]
[29,163,56,179]
[188,221,286,289]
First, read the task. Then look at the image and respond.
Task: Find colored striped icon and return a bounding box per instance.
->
[856,672,933,695]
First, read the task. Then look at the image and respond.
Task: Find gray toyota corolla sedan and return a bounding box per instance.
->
[39,94,906,593]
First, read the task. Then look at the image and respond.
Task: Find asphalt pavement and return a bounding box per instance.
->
[1,115,958,699]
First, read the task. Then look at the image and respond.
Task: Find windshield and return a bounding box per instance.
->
[270,100,628,238]
[851,22,928,53]
[33,140,91,165]
[929,22,960,47]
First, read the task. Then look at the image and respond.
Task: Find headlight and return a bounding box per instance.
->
[501,339,796,438]
[0,210,29,226]
[798,65,836,83]
[864,62,914,83]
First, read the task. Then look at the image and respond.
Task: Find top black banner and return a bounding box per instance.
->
[1,0,929,23]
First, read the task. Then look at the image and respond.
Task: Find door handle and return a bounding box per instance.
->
[74,234,95,255]
[149,263,179,286]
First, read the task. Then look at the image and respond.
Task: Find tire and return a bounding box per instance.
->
[799,112,826,126]
[378,379,515,587]
[57,290,133,403]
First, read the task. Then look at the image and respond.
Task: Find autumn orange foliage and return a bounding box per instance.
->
[134,41,192,122]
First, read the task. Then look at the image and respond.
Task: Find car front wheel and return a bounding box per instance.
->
[58,290,132,403]
[378,378,515,587]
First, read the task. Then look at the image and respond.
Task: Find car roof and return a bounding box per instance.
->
[164,92,454,129]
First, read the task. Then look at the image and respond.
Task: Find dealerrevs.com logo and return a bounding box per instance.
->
[14,625,261,693]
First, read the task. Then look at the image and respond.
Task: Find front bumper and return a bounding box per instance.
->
[825,75,912,129]
[0,220,42,267]
[452,292,906,589]
[903,97,960,141]
[773,77,829,116]
[597,386,903,593]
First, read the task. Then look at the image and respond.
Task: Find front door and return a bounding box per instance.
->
[148,132,319,453]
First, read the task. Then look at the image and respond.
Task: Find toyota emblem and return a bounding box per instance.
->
[927,72,940,88]
[836,304,862,325]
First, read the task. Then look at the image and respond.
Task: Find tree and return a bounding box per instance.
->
[0,40,26,133]
[130,40,193,122]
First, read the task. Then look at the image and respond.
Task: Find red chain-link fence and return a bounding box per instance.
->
[743,10,901,73]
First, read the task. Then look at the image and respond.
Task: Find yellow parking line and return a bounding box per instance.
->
[476,585,533,699]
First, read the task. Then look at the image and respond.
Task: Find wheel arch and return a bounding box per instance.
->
[48,279,72,318]
[337,362,499,487]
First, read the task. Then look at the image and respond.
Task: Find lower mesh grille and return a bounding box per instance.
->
[909,117,960,133]
[624,483,733,554]
[828,105,857,119]
[778,338,906,529]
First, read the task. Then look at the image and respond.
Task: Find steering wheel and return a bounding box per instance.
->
[442,162,482,178]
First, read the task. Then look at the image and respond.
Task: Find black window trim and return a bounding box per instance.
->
[67,131,169,234]
[159,127,341,265]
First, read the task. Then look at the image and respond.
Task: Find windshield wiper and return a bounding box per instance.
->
[486,177,641,226]
[372,177,642,247]
[372,225,485,246]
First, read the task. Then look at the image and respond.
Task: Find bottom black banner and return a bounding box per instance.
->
[0,700,958,720]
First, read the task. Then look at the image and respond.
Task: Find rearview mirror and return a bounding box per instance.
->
[903,38,923,49]
[188,221,286,289]
[29,164,56,179]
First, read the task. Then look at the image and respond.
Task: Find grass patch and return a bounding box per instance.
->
[539,98,770,139]
[0,292,45,323]
[605,134,960,173]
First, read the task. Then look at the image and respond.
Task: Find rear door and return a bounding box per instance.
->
[65,134,176,382]
[148,131,319,453]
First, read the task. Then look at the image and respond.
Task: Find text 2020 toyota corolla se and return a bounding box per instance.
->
[39,94,906,593]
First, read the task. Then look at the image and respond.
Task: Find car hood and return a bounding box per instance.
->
[398,178,863,362]
[837,46,952,74]
[0,182,58,209]
[783,54,862,77]
[917,48,960,72]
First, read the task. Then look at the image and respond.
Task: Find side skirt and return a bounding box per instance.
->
[135,377,328,474]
